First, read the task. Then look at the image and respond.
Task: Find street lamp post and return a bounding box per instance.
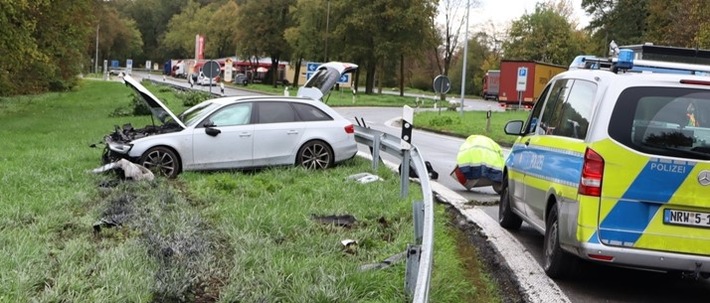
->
[95,24,99,74]
[459,0,470,115]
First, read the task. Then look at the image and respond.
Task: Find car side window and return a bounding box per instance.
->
[553,80,596,139]
[292,103,332,121]
[209,103,252,126]
[523,84,551,135]
[539,79,572,135]
[257,102,298,124]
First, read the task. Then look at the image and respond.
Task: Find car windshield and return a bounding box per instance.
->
[175,102,221,127]
[609,87,710,160]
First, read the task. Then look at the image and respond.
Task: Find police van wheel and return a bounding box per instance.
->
[543,205,579,279]
[498,184,522,230]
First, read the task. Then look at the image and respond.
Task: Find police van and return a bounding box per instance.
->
[500,48,710,279]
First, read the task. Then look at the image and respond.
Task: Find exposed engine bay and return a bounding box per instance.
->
[105,123,182,144]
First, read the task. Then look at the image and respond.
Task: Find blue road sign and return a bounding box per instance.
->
[338,74,350,84]
[519,68,527,77]
[306,72,314,80]
[307,62,321,72]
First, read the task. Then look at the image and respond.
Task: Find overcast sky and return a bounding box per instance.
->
[440,0,592,32]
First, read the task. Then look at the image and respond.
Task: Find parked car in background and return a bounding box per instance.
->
[197,71,219,86]
[102,62,359,178]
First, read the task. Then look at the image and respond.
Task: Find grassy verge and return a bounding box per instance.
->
[413,110,531,147]
[0,79,501,302]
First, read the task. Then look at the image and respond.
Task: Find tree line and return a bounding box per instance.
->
[2,0,709,97]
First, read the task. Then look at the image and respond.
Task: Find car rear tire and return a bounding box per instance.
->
[543,205,579,279]
[498,181,522,230]
[296,140,333,169]
[139,146,180,178]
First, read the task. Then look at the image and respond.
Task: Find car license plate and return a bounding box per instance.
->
[664,209,710,228]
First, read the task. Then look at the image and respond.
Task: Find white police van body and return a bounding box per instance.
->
[500,49,710,279]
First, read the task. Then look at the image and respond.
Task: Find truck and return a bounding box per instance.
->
[481,70,500,100]
[497,60,567,108]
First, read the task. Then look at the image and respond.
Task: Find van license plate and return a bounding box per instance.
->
[664,209,710,228]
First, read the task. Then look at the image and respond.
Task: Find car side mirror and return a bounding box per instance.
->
[504,120,525,135]
[205,127,221,137]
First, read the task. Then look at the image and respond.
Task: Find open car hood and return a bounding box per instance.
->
[297,62,358,100]
[122,75,186,129]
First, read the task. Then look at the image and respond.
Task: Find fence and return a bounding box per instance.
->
[353,125,434,302]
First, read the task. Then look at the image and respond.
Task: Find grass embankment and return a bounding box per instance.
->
[0,79,501,302]
[413,110,531,147]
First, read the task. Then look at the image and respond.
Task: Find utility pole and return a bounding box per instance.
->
[459,0,470,116]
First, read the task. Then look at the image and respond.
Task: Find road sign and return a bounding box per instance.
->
[126,59,133,74]
[338,74,350,84]
[203,60,221,78]
[516,67,528,92]
[432,75,451,94]
[307,62,321,72]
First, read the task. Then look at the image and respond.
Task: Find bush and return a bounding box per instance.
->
[178,91,212,107]
[429,115,458,127]
[131,92,152,116]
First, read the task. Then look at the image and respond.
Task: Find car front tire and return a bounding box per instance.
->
[139,146,180,178]
[498,180,522,230]
[296,140,333,169]
[543,205,579,279]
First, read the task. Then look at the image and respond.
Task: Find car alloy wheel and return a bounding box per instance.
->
[297,140,333,169]
[140,146,180,178]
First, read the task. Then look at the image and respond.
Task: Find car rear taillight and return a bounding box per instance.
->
[344,124,354,134]
[579,148,604,197]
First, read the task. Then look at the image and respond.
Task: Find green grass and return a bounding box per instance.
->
[0,79,502,302]
[414,110,531,147]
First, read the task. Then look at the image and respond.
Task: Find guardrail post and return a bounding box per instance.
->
[400,150,410,198]
[413,201,424,244]
[372,134,381,171]
[404,244,421,298]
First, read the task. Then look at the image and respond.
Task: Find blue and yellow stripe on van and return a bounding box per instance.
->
[585,139,710,256]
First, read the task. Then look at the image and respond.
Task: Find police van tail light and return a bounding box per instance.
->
[579,148,604,197]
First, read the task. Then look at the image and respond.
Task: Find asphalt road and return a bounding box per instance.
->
[134,73,710,302]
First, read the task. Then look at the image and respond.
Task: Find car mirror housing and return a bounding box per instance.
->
[504,120,525,135]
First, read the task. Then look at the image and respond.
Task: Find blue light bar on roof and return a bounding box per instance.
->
[617,49,634,70]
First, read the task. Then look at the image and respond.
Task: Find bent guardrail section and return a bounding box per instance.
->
[354,125,433,302]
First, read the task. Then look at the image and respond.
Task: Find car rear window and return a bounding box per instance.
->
[608,87,710,160]
[292,103,332,121]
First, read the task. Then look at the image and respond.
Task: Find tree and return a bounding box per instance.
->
[0,0,93,96]
[332,0,438,94]
[285,0,329,87]
[502,2,587,65]
[93,4,143,66]
[234,0,295,87]
[116,0,189,63]
[435,0,480,77]
[583,0,648,54]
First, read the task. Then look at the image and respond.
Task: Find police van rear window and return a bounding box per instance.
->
[608,87,710,160]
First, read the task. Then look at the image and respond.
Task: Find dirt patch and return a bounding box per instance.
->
[444,205,526,303]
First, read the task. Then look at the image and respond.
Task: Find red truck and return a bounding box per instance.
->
[481,70,500,100]
[497,60,567,108]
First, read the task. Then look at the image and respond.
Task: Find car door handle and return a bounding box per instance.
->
[239,132,251,137]
[287,130,299,135]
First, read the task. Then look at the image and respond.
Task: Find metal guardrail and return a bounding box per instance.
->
[354,125,434,302]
